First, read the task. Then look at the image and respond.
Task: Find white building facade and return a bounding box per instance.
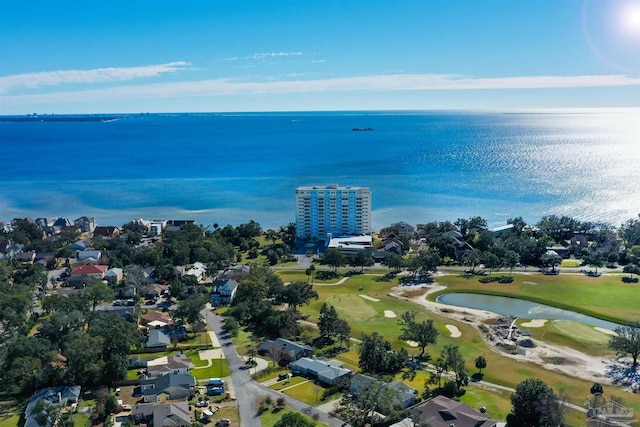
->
[295,184,371,239]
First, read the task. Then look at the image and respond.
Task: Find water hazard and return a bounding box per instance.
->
[437,293,622,330]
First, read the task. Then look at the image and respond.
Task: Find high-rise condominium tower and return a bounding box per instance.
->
[295,184,371,239]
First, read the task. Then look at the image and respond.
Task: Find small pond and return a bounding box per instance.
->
[437,293,622,330]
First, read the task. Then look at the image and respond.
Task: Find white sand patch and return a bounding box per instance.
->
[384,310,397,318]
[407,341,419,347]
[360,294,380,302]
[594,327,618,336]
[445,324,462,338]
[523,281,538,285]
[520,319,547,328]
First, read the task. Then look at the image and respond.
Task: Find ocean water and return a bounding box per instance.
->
[1,110,639,230]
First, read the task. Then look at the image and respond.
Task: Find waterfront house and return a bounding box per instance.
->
[74,216,96,233]
[93,226,121,239]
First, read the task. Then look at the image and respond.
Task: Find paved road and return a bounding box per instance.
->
[202,309,347,427]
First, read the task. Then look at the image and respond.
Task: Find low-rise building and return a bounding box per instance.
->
[289,357,351,386]
[140,373,196,403]
[410,395,498,427]
[25,386,81,427]
[260,338,312,362]
[131,400,190,426]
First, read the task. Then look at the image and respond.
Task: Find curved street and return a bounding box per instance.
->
[202,308,347,427]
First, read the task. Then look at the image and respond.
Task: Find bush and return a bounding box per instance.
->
[498,275,514,283]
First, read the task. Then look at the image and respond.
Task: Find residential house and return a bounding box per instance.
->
[164,220,196,233]
[77,250,102,262]
[184,262,207,281]
[131,400,190,426]
[25,386,81,427]
[15,250,36,264]
[144,283,169,300]
[70,265,107,280]
[140,373,196,403]
[74,216,97,233]
[289,357,351,386]
[350,374,417,409]
[410,395,498,427]
[145,354,192,377]
[210,278,239,305]
[105,267,124,284]
[260,338,312,362]
[545,246,570,259]
[147,329,171,348]
[141,311,174,328]
[392,221,416,234]
[444,230,475,260]
[71,240,92,252]
[114,283,136,298]
[219,264,251,281]
[93,226,121,239]
[34,252,57,268]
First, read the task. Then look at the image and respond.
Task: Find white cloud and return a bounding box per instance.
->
[2,73,638,106]
[249,52,303,60]
[0,61,190,93]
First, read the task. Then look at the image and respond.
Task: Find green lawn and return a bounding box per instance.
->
[270,376,307,391]
[0,414,20,427]
[281,381,327,406]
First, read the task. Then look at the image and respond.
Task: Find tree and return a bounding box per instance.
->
[273,411,316,427]
[398,311,438,358]
[590,383,603,394]
[609,321,640,366]
[384,252,405,272]
[482,252,501,275]
[350,251,373,272]
[340,382,397,427]
[540,251,562,273]
[584,252,604,274]
[280,281,318,313]
[503,250,520,276]
[408,250,440,278]
[463,249,482,273]
[441,345,468,392]
[84,281,114,311]
[31,398,61,427]
[124,265,148,295]
[318,302,351,343]
[621,215,640,246]
[323,248,345,271]
[508,378,563,427]
[475,355,487,374]
[172,293,208,328]
[358,332,407,376]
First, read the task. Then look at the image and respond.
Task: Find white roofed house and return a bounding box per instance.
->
[74,216,96,233]
[210,278,239,305]
[327,234,373,259]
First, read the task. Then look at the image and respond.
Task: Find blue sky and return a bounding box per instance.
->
[1,0,639,113]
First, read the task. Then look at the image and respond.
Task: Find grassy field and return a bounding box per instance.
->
[518,320,612,357]
[289,271,640,425]
[0,399,23,427]
[281,380,327,406]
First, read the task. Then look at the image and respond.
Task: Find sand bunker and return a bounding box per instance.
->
[520,319,547,328]
[594,327,617,336]
[445,324,462,338]
[407,341,419,347]
[360,294,380,302]
[384,310,397,318]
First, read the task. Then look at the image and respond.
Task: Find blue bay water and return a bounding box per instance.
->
[1,110,639,229]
